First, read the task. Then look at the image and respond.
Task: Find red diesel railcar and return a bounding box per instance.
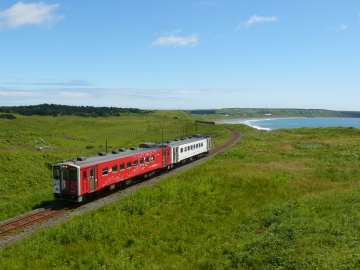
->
[53,144,171,202]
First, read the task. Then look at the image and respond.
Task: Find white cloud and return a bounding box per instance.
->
[0,87,232,108]
[339,23,347,31]
[58,91,89,98]
[242,15,277,28]
[0,1,62,29]
[0,89,40,97]
[152,30,199,47]
[173,89,206,95]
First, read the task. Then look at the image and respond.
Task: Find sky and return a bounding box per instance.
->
[0,1,359,110]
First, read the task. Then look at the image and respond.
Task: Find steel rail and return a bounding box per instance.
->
[0,204,69,237]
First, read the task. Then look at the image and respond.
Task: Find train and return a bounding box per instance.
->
[52,134,211,202]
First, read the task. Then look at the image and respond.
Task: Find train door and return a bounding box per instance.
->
[172,146,178,163]
[60,166,69,194]
[162,150,166,167]
[89,167,96,192]
[81,169,88,193]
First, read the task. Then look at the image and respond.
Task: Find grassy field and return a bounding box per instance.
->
[0,110,228,221]
[1,113,360,268]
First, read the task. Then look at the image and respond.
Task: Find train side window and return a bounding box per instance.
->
[184,147,187,152]
[83,171,86,180]
[150,155,155,162]
[102,167,108,176]
[70,167,78,181]
[127,161,132,169]
[112,165,118,173]
[134,159,138,167]
[145,156,150,163]
[120,163,125,171]
[180,148,183,153]
[140,158,144,165]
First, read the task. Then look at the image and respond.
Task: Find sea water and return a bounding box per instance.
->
[222,117,360,131]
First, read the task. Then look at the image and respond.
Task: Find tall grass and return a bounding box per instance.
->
[0,111,225,221]
[1,124,360,268]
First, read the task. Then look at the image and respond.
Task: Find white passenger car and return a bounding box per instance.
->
[166,134,211,165]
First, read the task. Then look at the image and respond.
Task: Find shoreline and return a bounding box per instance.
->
[218,117,360,131]
[217,117,303,131]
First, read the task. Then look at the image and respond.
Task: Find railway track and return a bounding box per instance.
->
[209,127,241,155]
[0,128,241,239]
[0,204,72,237]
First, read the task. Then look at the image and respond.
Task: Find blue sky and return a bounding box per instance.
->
[0,1,359,110]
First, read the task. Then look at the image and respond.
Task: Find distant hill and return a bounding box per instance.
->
[190,109,216,115]
[191,108,360,118]
[0,104,150,117]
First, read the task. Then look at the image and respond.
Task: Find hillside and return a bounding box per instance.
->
[0,103,149,117]
[1,123,360,268]
[0,110,227,221]
[190,108,360,119]
[1,111,360,268]
[2,104,360,119]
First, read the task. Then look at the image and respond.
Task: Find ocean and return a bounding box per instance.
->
[221,117,360,131]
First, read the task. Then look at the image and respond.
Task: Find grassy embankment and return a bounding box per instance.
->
[1,112,360,268]
[0,110,228,221]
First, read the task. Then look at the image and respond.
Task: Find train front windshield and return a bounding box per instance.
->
[53,165,78,195]
[53,165,61,181]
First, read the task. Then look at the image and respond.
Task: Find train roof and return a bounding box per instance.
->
[55,144,167,167]
[163,134,210,147]
[55,134,209,167]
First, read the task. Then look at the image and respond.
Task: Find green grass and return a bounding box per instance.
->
[0,111,226,221]
[1,118,360,269]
